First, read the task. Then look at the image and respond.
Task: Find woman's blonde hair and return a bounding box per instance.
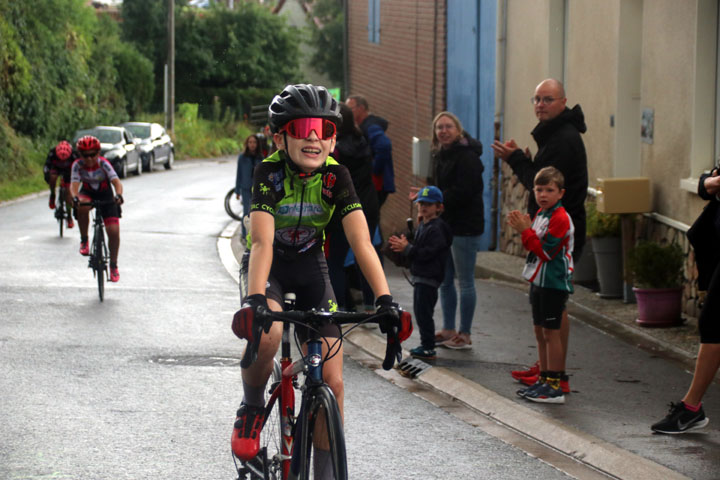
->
[431,111,464,152]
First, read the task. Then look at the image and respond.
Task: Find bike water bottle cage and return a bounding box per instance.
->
[281,117,336,140]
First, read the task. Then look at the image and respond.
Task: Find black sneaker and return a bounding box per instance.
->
[651,401,709,434]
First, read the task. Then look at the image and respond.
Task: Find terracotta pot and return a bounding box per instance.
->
[633,286,683,327]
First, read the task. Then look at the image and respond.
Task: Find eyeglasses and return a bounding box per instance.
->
[282,118,336,140]
[81,151,99,158]
[531,96,558,105]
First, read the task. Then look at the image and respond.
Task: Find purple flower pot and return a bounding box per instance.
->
[633,287,683,327]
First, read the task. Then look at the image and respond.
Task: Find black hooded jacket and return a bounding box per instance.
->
[506,105,588,253]
[431,133,485,236]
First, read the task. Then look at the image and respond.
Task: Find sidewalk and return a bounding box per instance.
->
[219,226,719,480]
[473,251,701,369]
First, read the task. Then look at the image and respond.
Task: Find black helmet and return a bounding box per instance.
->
[268,84,342,133]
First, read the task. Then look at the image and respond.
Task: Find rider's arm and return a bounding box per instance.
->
[69,182,80,198]
[247,210,275,297]
[111,177,123,196]
[343,209,390,298]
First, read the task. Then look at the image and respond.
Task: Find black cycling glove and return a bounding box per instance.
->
[115,194,124,205]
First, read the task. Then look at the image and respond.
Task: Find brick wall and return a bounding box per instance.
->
[347,0,446,236]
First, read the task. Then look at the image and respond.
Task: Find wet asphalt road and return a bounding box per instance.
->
[0,159,574,480]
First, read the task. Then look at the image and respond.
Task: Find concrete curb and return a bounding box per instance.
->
[345,328,691,480]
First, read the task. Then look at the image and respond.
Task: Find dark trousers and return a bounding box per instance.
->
[414,282,439,349]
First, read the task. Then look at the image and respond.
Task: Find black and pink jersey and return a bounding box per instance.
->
[45,147,79,172]
[71,157,118,192]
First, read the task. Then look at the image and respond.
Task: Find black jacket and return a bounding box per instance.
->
[687,171,720,291]
[431,133,485,236]
[404,217,453,286]
[327,132,379,233]
[506,105,588,253]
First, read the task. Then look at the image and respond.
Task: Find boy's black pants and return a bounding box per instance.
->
[414,282,439,349]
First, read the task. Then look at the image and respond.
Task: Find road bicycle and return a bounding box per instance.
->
[79,199,115,302]
[232,295,412,480]
[225,188,244,221]
[53,181,72,237]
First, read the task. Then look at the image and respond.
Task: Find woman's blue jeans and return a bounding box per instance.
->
[440,235,482,334]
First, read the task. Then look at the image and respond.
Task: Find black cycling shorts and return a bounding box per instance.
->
[529,285,568,330]
[241,247,339,343]
[79,188,122,220]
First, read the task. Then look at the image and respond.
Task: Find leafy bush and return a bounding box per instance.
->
[586,202,621,238]
[627,241,684,288]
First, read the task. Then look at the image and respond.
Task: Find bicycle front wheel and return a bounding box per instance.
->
[58,204,64,238]
[292,385,347,480]
[94,224,107,302]
[225,188,244,221]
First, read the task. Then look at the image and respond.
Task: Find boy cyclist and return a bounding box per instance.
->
[388,186,452,360]
[507,167,574,404]
[231,84,400,477]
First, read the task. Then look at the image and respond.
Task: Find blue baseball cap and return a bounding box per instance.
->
[415,185,443,204]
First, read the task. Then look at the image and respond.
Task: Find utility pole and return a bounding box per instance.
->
[167,0,175,133]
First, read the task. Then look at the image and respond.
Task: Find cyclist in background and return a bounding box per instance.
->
[232,84,398,479]
[44,140,79,228]
[70,135,124,283]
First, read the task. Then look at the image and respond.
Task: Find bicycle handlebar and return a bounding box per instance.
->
[234,306,412,371]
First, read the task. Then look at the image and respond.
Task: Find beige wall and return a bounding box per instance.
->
[502,0,710,227]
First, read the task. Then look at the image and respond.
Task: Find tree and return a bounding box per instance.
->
[305,0,343,87]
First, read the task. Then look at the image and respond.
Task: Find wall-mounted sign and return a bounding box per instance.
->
[641,108,654,144]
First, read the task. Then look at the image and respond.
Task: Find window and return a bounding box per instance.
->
[368,0,380,44]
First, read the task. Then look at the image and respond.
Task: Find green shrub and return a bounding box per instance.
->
[586,201,621,238]
[627,241,684,288]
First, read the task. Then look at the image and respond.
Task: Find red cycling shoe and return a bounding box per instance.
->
[510,361,539,380]
[231,404,265,461]
[79,241,90,256]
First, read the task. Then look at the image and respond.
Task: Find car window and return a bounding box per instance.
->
[125,124,151,139]
[94,129,122,144]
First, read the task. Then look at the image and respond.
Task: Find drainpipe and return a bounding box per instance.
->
[490,0,508,251]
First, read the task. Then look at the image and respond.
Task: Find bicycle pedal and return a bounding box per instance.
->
[395,357,432,379]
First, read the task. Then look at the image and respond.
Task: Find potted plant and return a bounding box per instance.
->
[626,240,684,327]
[586,202,623,298]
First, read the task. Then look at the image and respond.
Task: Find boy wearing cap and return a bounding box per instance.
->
[388,186,453,359]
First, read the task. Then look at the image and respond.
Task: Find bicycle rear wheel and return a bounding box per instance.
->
[236,359,285,480]
[292,385,347,480]
[225,188,244,221]
[56,186,66,238]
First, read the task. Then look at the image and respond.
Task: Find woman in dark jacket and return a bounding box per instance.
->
[235,134,264,236]
[326,103,380,310]
[651,168,720,434]
[429,111,484,349]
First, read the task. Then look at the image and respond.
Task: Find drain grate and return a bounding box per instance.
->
[149,355,241,367]
[395,357,432,378]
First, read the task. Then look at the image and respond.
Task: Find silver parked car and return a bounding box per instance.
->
[119,122,174,172]
[73,126,142,178]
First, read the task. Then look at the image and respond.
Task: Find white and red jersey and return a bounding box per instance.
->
[71,157,118,192]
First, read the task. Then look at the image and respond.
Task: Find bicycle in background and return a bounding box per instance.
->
[53,181,73,237]
[225,188,244,221]
[231,294,412,480]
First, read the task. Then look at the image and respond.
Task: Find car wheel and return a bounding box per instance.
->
[136,156,142,176]
[148,153,155,172]
[121,158,128,178]
[164,150,174,170]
